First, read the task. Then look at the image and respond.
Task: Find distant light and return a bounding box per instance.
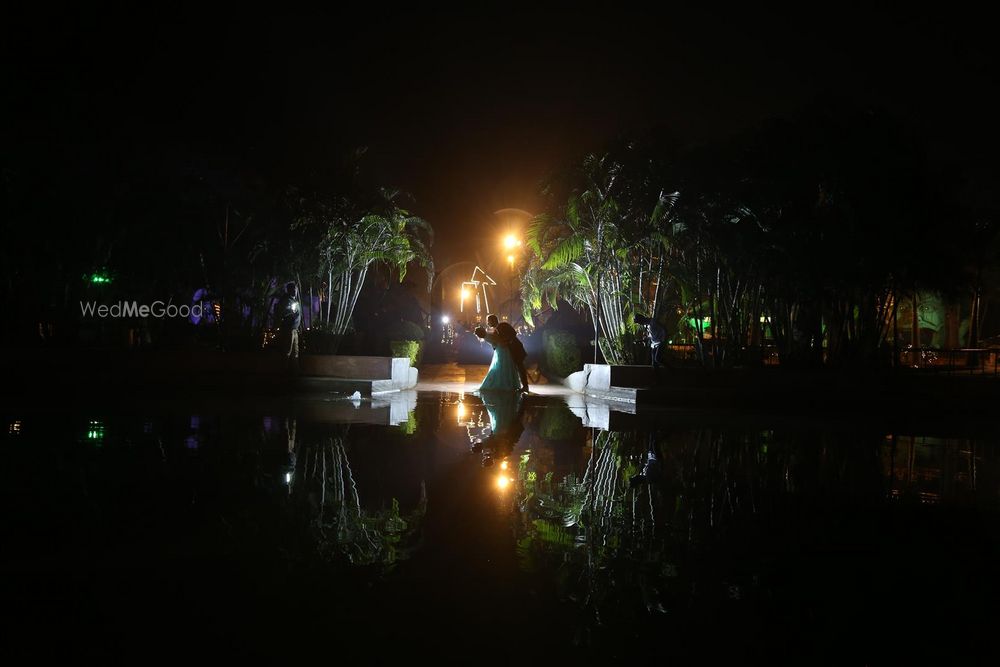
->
[500,460,508,471]
[497,475,511,490]
[90,273,111,284]
[504,235,519,249]
[457,402,466,420]
[87,419,105,444]
[441,315,450,324]
[507,254,515,264]
[461,289,469,300]
[285,472,292,485]
[291,302,299,312]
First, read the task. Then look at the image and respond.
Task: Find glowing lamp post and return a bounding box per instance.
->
[503,236,521,321]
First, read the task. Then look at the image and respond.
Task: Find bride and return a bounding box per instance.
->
[475,314,522,391]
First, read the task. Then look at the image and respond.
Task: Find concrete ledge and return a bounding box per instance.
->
[584,364,655,390]
[564,392,637,430]
[583,386,656,404]
[296,364,417,396]
[300,355,407,381]
[571,363,656,404]
[295,390,418,426]
[0,350,418,396]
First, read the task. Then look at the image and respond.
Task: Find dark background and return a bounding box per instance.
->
[4,6,998,266]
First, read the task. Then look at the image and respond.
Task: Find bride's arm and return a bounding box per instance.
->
[482,330,506,346]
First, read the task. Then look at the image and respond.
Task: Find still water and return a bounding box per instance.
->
[4,390,1000,662]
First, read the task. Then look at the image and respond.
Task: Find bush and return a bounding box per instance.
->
[538,404,580,440]
[390,340,422,367]
[543,329,582,378]
[301,330,346,354]
[386,320,426,341]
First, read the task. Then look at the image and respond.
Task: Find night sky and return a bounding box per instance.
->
[5,7,998,265]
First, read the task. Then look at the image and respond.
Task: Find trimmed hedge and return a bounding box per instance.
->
[390,340,423,367]
[542,329,582,378]
[386,320,426,341]
[538,404,580,440]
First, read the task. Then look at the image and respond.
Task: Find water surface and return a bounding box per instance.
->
[4,390,999,662]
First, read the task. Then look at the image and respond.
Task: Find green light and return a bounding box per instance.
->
[87,420,105,445]
[90,273,112,284]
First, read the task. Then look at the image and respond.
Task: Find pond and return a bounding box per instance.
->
[3,389,1000,662]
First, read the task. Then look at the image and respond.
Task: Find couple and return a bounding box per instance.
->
[475,314,529,393]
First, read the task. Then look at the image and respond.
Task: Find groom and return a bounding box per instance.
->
[476,314,529,393]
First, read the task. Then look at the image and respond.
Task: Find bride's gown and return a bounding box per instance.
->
[478,330,522,391]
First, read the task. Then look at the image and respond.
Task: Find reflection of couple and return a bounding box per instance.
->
[476,390,525,467]
[475,313,529,393]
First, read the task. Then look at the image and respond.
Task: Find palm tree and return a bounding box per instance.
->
[522,154,677,365]
[293,187,434,339]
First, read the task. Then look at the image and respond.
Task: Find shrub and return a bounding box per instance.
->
[386,320,426,341]
[538,404,580,440]
[301,330,344,354]
[390,340,422,367]
[543,329,582,378]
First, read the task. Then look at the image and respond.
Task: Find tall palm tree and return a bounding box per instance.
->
[293,188,434,337]
[522,154,677,365]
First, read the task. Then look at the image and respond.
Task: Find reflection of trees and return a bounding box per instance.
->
[513,427,888,641]
[516,430,655,640]
[290,426,426,567]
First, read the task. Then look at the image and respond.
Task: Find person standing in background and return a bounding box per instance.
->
[635,314,666,369]
[276,282,301,369]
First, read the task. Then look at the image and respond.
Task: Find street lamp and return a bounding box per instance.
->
[495,209,533,323]
[504,244,519,321]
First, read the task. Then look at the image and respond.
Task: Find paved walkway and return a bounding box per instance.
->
[416,363,571,396]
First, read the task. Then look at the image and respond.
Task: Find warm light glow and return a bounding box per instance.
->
[507,254,515,264]
[461,288,469,300]
[496,475,511,490]
[504,234,519,249]
[457,402,466,420]
[500,460,508,470]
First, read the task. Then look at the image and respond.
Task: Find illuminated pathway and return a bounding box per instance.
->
[415,362,572,396]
